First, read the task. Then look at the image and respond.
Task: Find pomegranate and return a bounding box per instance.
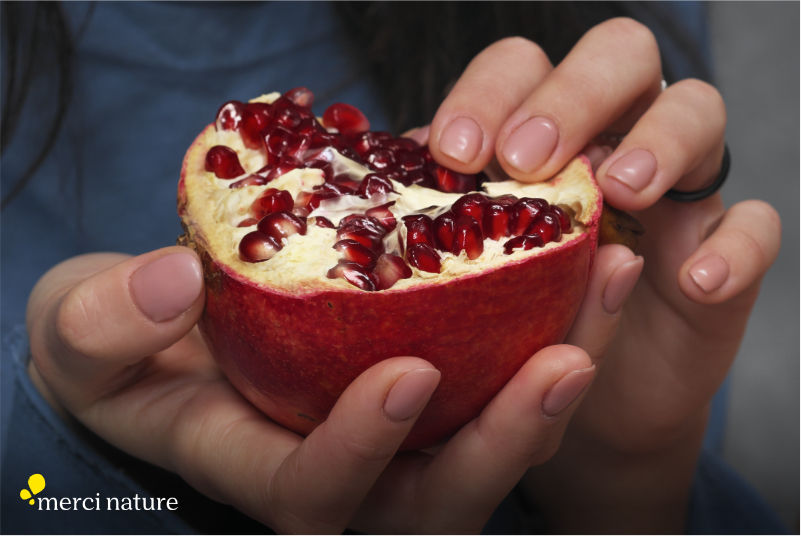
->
[178,88,602,449]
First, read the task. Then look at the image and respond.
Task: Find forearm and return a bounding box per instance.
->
[522,414,707,534]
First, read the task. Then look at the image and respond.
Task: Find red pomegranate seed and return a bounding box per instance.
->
[401,168,433,188]
[326,260,378,291]
[434,166,477,193]
[483,202,511,240]
[453,215,484,260]
[503,234,544,255]
[333,239,378,268]
[215,100,244,131]
[257,211,307,243]
[526,212,561,244]
[263,156,303,182]
[230,174,268,189]
[381,137,420,153]
[337,229,380,250]
[322,102,370,135]
[240,102,273,149]
[433,211,457,253]
[452,193,488,225]
[357,173,395,198]
[250,188,293,219]
[365,202,397,231]
[419,146,436,163]
[283,87,314,108]
[295,116,323,139]
[312,216,335,228]
[264,125,309,162]
[492,194,518,207]
[396,150,425,172]
[402,214,435,249]
[366,148,396,171]
[511,197,549,235]
[315,181,356,197]
[406,243,441,273]
[337,216,387,249]
[374,253,412,290]
[270,96,305,129]
[349,131,393,158]
[331,172,360,191]
[550,205,572,233]
[337,215,388,235]
[308,130,340,150]
[205,145,245,179]
[239,231,281,262]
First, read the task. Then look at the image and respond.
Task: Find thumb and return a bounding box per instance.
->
[27,246,204,405]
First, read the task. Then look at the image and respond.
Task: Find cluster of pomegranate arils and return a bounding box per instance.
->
[204,87,574,291]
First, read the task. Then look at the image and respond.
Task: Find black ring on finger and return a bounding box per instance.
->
[664,144,730,202]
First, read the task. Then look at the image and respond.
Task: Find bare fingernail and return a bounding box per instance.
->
[602,256,644,314]
[606,149,657,192]
[130,252,203,322]
[439,117,483,164]
[502,116,558,173]
[689,254,729,293]
[383,368,440,422]
[542,366,595,418]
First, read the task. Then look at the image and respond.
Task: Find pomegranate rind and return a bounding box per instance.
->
[178,121,602,450]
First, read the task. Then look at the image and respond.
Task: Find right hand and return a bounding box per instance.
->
[26,243,638,533]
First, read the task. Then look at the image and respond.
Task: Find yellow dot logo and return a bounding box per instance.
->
[19,474,46,506]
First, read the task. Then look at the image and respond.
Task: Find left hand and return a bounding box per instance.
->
[422,17,781,532]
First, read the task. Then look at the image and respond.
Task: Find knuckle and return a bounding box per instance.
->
[528,434,562,466]
[335,429,396,464]
[54,285,101,358]
[673,78,727,129]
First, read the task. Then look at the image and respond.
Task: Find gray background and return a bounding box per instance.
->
[709,2,799,531]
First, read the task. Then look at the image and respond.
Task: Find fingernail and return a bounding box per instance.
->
[130,252,203,322]
[689,254,729,293]
[383,368,440,422]
[542,366,595,418]
[502,116,558,173]
[602,256,644,314]
[606,149,657,192]
[439,117,483,163]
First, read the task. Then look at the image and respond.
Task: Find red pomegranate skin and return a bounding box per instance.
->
[178,126,601,450]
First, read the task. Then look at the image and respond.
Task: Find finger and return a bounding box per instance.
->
[264,357,440,532]
[397,345,593,532]
[428,37,553,173]
[496,18,663,182]
[26,246,204,404]
[565,244,644,361]
[598,79,727,211]
[678,200,781,304]
[402,124,430,146]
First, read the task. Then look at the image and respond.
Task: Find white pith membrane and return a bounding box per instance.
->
[182,93,600,292]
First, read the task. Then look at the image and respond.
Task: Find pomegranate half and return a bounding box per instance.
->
[178,89,602,449]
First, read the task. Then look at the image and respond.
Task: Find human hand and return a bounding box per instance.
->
[26,244,630,533]
[424,18,781,531]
